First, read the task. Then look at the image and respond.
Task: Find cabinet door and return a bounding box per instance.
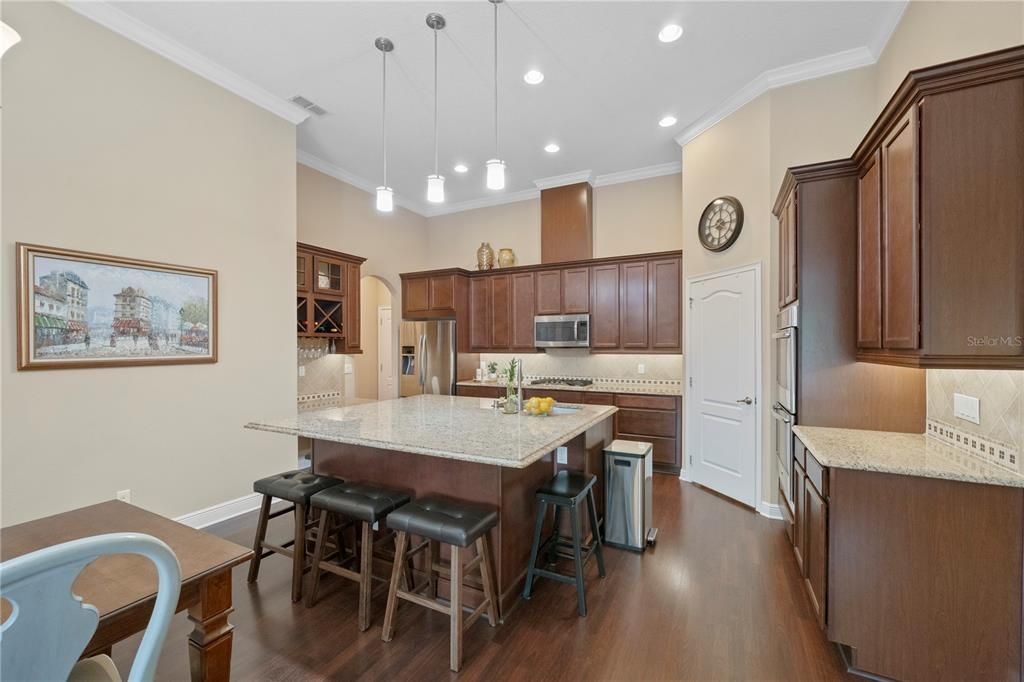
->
[620,261,649,349]
[857,151,883,349]
[881,109,920,350]
[792,460,806,574]
[345,262,361,352]
[490,274,512,350]
[590,264,620,349]
[429,275,456,312]
[784,191,798,306]
[804,479,828,629]
[403,277,430,315]
[536,270,562,315]
[562,267,590,313]
[777,199,790,310]
[313,256,345,295]
[297,251,313,292]
[469,277,492,350]
[510,272,536,350]
[649,257,681,351]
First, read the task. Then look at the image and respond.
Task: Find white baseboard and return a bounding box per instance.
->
[175,492,263,529]
[758,501,783,520]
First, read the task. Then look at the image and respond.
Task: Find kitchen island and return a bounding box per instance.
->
[246,394,616,617]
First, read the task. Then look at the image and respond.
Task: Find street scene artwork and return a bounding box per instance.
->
[18,244,217,369]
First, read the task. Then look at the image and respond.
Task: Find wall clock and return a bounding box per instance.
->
[698,196,744,252]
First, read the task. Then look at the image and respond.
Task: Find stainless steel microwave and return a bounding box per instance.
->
[534,314,590,348]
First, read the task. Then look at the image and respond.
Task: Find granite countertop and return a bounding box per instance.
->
[456,379,683,397]
[793,425,1024,488]
[247,394,617,469]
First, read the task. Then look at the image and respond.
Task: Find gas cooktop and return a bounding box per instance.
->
[529,377,594,387]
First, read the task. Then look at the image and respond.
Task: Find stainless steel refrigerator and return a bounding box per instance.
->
[399,320,456,397]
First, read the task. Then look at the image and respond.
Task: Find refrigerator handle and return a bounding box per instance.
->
[418,334,426,388]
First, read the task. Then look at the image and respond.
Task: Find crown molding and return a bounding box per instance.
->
[593,161,681,187]
[423,187,542,217]
[65,1,309,125]
[868,1,909,59]
[297,151,431,216]
[533,170,594,190]
[675,46,877,148]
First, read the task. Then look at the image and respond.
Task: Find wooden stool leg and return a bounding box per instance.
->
[586,489,606,578]
[358,521,373,631]
[247,495,272,583]
[381,530,407,642]
[522,498,547,599]
[449,544,463,672]
[570,503,587,617]
[291,502,307,603]
[305,512,332,608]
[476,535,499,626]
[428,540,440,598]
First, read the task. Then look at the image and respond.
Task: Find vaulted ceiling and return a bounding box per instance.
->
[90,1,907,215]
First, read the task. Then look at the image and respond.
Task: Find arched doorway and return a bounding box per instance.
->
[350,275,395,400]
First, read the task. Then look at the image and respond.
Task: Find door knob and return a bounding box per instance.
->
[736,396,753,405]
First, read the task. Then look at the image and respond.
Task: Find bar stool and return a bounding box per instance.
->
[380,496,499,672]
[247,469,341,602]
[305,482,412,631]
[522,469,606,616]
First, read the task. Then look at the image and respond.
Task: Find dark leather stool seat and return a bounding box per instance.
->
[385,496,497,547]
[310,482,410,523]
[537,470,596,501]
[253,470,339,505]
[381,495,500,672]
[248,469,342,603]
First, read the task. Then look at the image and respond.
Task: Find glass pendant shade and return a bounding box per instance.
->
[486,159,506,190]
[376,186,394,212]
[427,175,445,203]
[0,21,21,59]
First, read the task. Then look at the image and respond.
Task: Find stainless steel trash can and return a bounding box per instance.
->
[603,439,657,551]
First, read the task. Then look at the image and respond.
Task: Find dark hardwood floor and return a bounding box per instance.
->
[113,476,852,680]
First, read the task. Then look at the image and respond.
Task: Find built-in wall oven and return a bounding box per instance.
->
[773,303,798,512]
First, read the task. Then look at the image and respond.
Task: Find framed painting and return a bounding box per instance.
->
[16,243,218,370]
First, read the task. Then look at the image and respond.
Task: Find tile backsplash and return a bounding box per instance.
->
[479,350,683,382]
[926,369,1023,456]
[298,339,346,398]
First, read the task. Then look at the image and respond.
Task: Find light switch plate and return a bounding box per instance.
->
[298,366,305,377]
[954,392,981,425]
[637,363,646,375]
[556,446,568,464]
[344,362,354,375]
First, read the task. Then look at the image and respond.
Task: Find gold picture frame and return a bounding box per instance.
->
[17,243,218,370]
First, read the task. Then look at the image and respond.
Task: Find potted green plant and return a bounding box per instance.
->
[486,361,498,381]
[502,359,519,414]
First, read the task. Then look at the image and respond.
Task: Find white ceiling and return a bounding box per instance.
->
[95,1,907,216]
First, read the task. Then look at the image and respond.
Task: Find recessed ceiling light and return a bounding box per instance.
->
[544,143,560,153]
[658,24,683,43]
[523,70,544,85]
[659,115,678,128]
[453,163,468,173]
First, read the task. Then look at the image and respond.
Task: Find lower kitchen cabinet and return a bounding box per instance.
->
[789,436,827,629]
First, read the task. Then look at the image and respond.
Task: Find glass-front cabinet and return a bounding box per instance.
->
[296,243,365,353]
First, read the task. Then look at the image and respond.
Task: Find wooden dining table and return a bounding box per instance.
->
[1,500,253,681]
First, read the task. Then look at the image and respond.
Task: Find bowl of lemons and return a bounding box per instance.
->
[524,396,557,416]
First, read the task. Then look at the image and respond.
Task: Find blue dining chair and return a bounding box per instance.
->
[0,532,181,682]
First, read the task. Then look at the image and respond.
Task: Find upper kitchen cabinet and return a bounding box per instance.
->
[401,270,465,320]
[535,267,589,315]
[296,242,366,353]
[649,256,683,351]
[510,272,537,350]
[777,188,798,309]
[469,272,535,352]
[854,47,1024,369]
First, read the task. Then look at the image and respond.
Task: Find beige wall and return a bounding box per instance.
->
[875,1,1024,106]
[680,0,1024,508]
[421,174,682,270]
[1,2,298,525]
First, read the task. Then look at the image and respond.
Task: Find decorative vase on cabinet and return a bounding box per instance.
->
[476,242,495,271]
[497,248,515,268]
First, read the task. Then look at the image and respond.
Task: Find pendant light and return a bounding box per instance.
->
[486,0,506,190]
[374,37,395,213]
[425,13,446,204]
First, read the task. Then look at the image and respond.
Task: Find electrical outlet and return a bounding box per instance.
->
[298,365,305,377]
[556,446,568,464]
[344,362,354,375]
[954,392,981,425]
[116,489,132,503]
[637,363,646,375]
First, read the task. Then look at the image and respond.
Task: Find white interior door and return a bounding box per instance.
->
[378,306,394,399]
[687,266,760,508]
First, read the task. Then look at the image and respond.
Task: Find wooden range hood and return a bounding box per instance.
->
[540,181,593,264]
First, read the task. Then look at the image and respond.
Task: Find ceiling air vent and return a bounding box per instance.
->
[289,95,327,117]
